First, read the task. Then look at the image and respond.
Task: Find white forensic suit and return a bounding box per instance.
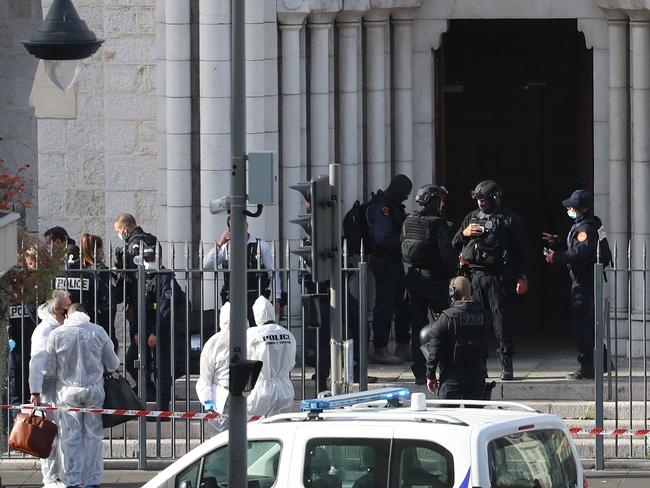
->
[196,302,237,433]
[247,296,296,417]
[29,305,65,487]
[45,311,120,488]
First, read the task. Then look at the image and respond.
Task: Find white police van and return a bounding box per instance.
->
[143,388,584,488]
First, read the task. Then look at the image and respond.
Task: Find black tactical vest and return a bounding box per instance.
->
[401,213,441,269]
[221,239,271,300]
[461,211,512,268]
[442,305,487,371]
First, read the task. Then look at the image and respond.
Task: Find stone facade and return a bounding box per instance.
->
[0,0,40,230]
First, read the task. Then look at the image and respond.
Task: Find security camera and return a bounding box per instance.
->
[210,196,230,215]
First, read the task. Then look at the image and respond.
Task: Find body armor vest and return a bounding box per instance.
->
[401,213,441,269]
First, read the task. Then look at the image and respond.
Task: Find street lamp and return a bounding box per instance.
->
[22,0,104,91]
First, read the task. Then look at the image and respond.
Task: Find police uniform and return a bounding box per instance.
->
[401,207,457,381]
[366,188,411,359]
[125,258,186,410]
[551,190,607,378]
[453,203,530,378]
[424,300,490,399]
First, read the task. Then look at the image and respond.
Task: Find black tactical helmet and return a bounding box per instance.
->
[471,180,502,202]
[415,184,448,209]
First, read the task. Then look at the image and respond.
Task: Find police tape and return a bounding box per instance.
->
[569,427,650,437]
[0,404,261,422]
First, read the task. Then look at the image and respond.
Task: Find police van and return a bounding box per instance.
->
[143,388,584,488]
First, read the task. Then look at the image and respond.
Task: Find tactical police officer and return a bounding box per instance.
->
[125,245,186,411]
[543,189,611,380]
[401,185,458,384]
[424,276,490,399]
[366,174,413,364]
[452,180,530,380]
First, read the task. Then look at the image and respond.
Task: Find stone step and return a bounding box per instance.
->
[523,400,650,420]
[103,418,204,440]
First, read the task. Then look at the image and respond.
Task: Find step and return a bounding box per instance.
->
[103,418,204,440]
[522,401,650,420]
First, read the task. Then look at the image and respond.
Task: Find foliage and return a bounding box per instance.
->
[0,159,31,211]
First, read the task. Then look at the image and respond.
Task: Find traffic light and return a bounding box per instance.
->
[290,175,334,282]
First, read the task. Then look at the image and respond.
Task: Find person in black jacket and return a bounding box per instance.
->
[424,276,490,400]
[401,185,458,384]
[44,226,80,267]
[543,189,610,380]
[366,174,412,365]
[78,233,119,351]
[125,245,186,411]
[113,213,159,343]
[452,180,531,380]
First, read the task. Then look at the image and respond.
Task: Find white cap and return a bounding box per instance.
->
[411,392,427,411]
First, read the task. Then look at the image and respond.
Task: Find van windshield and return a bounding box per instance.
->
[488,429,578,488]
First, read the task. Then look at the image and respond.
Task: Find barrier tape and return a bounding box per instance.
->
[0,404,261,422]
[569,428,650,437]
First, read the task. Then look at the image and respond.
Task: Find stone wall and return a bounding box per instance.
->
[36,0,157,243]
[0,0,41,231]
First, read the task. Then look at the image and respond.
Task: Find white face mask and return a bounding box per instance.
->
[567,209,578,219]
[143,261,159,271]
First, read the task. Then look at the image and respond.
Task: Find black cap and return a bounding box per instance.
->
[562,189,593,210]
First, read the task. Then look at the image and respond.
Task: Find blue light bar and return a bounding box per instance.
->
[300,387,411,411]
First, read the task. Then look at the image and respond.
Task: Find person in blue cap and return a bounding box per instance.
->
[543,189,612,380]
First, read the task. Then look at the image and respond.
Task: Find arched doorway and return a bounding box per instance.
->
[436,19,594,335]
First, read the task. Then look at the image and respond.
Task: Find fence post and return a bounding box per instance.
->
[594,262,605,470]
[137,255,148,469]
[358,261,368,391]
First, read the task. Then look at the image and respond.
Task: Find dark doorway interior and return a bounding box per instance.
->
[436,20,593,333]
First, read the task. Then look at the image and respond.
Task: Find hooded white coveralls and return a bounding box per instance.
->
[247,296,296,417]
[45,312,120,487]
[196,302,237,432]
[29,305,65,486]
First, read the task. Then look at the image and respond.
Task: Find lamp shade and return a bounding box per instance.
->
[22,0,104,61]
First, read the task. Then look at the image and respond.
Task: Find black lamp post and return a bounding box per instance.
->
[22,0,104,91]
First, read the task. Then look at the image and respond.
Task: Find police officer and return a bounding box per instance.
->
[125,245,186,411]
[452,180,530,380]
[401,185,458,384]
[424,276,490,399]
[543,189,610,380]
[113,213,159,343]
[366,174,412,364]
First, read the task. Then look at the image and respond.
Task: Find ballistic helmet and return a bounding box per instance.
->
[415,185,448,209]
[471,180,502,211]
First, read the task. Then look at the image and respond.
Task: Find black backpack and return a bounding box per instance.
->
[343,196,373,256]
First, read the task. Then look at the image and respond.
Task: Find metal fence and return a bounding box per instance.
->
[595,246,650,468]
[2,240,369,467]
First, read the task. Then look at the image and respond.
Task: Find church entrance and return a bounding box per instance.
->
[436,19,594,333]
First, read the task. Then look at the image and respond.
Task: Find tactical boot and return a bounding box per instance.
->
[394,342,413,361]
[369,347,404,365]
[500,355,514,381]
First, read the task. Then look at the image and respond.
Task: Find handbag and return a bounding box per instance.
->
[102,372,147,428]
[8,409,58,458]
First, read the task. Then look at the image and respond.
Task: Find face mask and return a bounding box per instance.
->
[144,261,159,271]
[567,209,578,219]
[117,230,127,241]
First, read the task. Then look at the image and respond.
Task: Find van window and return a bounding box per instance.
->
[488,429,578,488]
[390,440,454,488]
[303,438,390,488]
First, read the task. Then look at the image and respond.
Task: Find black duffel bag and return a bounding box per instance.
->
[102,372,146,428]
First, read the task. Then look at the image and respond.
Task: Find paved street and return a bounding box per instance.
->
[2,469,650,487]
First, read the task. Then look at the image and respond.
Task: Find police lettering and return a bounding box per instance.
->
[262,334,292,344]
[9,305,29,319]
[55,276,90,291]
[459,313,484,327]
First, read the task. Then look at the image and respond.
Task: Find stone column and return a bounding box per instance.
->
[364,10,389,196]
[309,15,334,178]
[156,0,167,243]
[166,0,192,263]
[608,13,630,318]
[392,10,415,198]
[630,13,650,320]
[199,0,230,245]
[337,12,361,209]
[279,14,307,240]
